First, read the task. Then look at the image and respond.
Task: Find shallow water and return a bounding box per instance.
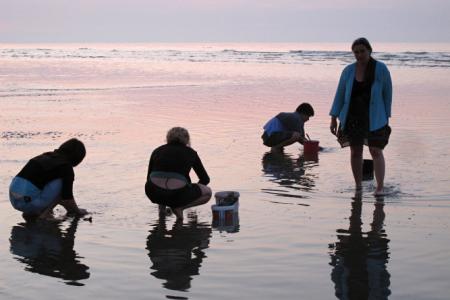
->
[1,43,450,299]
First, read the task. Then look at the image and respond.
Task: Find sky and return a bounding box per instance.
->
[1,0,449,43]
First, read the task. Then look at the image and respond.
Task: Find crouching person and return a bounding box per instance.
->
[145,127,212,220]
[261,103,315,152]
[9,138,88,221]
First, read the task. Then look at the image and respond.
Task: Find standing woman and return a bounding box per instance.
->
[330,38,392,195]
[145,127,212,220]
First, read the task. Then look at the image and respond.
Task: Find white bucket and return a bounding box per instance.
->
[211,191,240,230]
[214,191,240,205]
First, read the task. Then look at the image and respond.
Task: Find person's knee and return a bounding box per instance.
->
[369,147,383,158]
[292,132,301,141]
[198,185,212,202]
[203,188,212,201]
[201,196,211,205]
[198,184,212,202]
[350,145,363,158]
[199,185,211,195]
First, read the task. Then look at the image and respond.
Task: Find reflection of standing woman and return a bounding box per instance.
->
[330,38,392,195]
[329,195,391,299]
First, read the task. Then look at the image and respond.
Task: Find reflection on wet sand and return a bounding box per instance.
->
[9,217,90,286]
[146,213,212,292]
[261,150,317,200]
[212,211,240,233]
[329,195,391,300]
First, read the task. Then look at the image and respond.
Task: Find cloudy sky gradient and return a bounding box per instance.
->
[1,0,449,43]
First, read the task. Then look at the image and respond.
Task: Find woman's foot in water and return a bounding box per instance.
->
[158,205,173,216]
[172,208,184,220]
[353,189,362,200]
[158,205,166,215]
[38,209,60,222]
[374,187,386,197]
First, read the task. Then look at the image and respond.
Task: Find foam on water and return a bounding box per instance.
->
[1,43,450,68]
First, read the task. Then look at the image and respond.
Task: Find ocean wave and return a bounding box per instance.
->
[1,47,450,68]
[0,84,202,98]
[1,131,63,140]
[1,130,118,140]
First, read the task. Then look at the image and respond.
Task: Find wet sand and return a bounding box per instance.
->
[1,44,450,299]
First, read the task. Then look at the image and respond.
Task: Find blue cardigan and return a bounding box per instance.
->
[330,61,392,131]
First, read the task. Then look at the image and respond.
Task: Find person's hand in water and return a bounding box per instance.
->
[67,208,88,216]
[77,208,88,216]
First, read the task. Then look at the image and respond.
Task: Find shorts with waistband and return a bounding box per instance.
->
[338,119,391,149]
[145,180,202,208]
[9,177,62,215]
[261,131,294,147]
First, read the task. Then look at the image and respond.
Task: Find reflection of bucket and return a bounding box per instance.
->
[303,151,319,162]
[212,211,240,233]
[304,140,319,155]
[363,159,374,180]
[211,202,239,219]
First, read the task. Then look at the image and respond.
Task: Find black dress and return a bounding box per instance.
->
[338,75,391,149]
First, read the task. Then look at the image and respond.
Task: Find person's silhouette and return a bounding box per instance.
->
[146,213,212,291]
[329,194,391,299]
[9,217,90,286]
[261,150,316,198]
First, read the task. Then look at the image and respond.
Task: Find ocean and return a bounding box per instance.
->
[1,43,450,299]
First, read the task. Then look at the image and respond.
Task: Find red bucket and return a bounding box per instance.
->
[303,140,319,155]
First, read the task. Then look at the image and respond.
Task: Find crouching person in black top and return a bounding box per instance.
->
[145,127,212,221]
[9,138,88,221]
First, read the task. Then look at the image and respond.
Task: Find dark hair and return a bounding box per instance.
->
[56,138,86,166]
[296,103,314,116]
[351,37,373,54]
[352,37,376,87]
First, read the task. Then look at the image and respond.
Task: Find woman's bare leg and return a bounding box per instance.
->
[369,146,385,195]
[172,185,212,220]
[271,132,302,152]
[350,145,364,189]
[38,195,62,220]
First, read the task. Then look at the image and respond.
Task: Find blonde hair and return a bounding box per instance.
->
[166,127,190,145]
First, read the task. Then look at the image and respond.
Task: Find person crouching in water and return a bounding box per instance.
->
[261,103,315,152]
[145,127,212,220]
[9,138,88,221]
